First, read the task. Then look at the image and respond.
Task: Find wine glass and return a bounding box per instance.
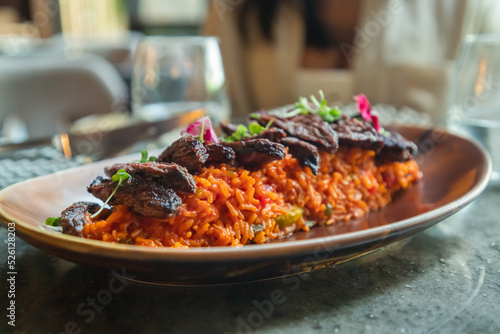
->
[447,34,500,183]
[131,36,230,125]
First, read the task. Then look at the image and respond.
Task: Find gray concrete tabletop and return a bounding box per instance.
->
[0,149,499,334]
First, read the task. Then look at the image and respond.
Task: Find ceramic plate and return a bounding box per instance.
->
[0,126,491,285]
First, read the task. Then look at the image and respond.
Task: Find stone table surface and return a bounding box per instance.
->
[0,149,499,334]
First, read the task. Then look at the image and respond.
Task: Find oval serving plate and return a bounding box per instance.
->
[0,126,491,285]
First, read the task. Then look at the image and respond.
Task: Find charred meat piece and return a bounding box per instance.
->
[60,201,109,237]
[88,176,182,219]
[105,162,196,194]
[378,132,418,162]
[249,128,287,142]
[281,137,320,175]
[255,113,338,153]
[157,136,208,174]
[205,143,236,166]
[330,115,385,152]
[221,138,287,169]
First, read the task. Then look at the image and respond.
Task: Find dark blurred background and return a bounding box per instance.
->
[0,0,500,142]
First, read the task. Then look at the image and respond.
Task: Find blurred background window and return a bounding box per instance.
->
[1,0,500,144]
[0,0,211,142]
[58,0,129,39]
[137,0,207,27]
[130,0,207,35]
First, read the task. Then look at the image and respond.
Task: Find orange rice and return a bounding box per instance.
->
[81,147,420,248]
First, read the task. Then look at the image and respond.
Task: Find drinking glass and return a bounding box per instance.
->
[447,34,500,183]
[132,36,230,124]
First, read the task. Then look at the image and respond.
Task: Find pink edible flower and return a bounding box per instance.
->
[354,94,371,122]
[181,116,219,143]
[354,94,381,133]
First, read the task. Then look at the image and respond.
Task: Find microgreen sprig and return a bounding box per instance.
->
[249,118,273,135]
[226,124,251,142]
[91,169,131,219]
[224,119,274,143]
[45,216,61,227]
[140,149,157,163]
[248,123,263,135]
[290,90,342,123]
[199,117,205,143]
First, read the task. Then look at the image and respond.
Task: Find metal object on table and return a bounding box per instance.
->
[53,109,204,161]
[0,110,204,161]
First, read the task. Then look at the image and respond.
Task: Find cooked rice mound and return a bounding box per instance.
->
[81,147,419,247]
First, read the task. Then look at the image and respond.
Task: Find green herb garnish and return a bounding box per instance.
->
[290,90,342,123]
[325,203,333,217]
[140,149,157,163]
[199,117,206,143]
[45,217,61,227]
[225,119,274,143]
[380,129,390,137]
[91,169,131,219]
[249,112,260,120]
[249,119,273,135]
[226,124,251,142]
[275,207,303,228]
[249,123,264,135]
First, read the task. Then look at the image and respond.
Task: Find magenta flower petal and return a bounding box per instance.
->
[204,125,219,143]
[181,118,203,137]
[181,116,219,143]
[354,94,371,122]
[181,122,199,137]
[354,94,382,133]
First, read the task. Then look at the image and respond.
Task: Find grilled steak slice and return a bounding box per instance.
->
[250,128,287,142]
[157,136,209,174]
[281,137,320,175]
[330,115,385,152]
[205,143,236,166]
[60,201,109,237]
[255,113,338,153]
[105,162,196,194]
[378,132,418,162]
[88,176,182,219]
[221,138,287,169]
